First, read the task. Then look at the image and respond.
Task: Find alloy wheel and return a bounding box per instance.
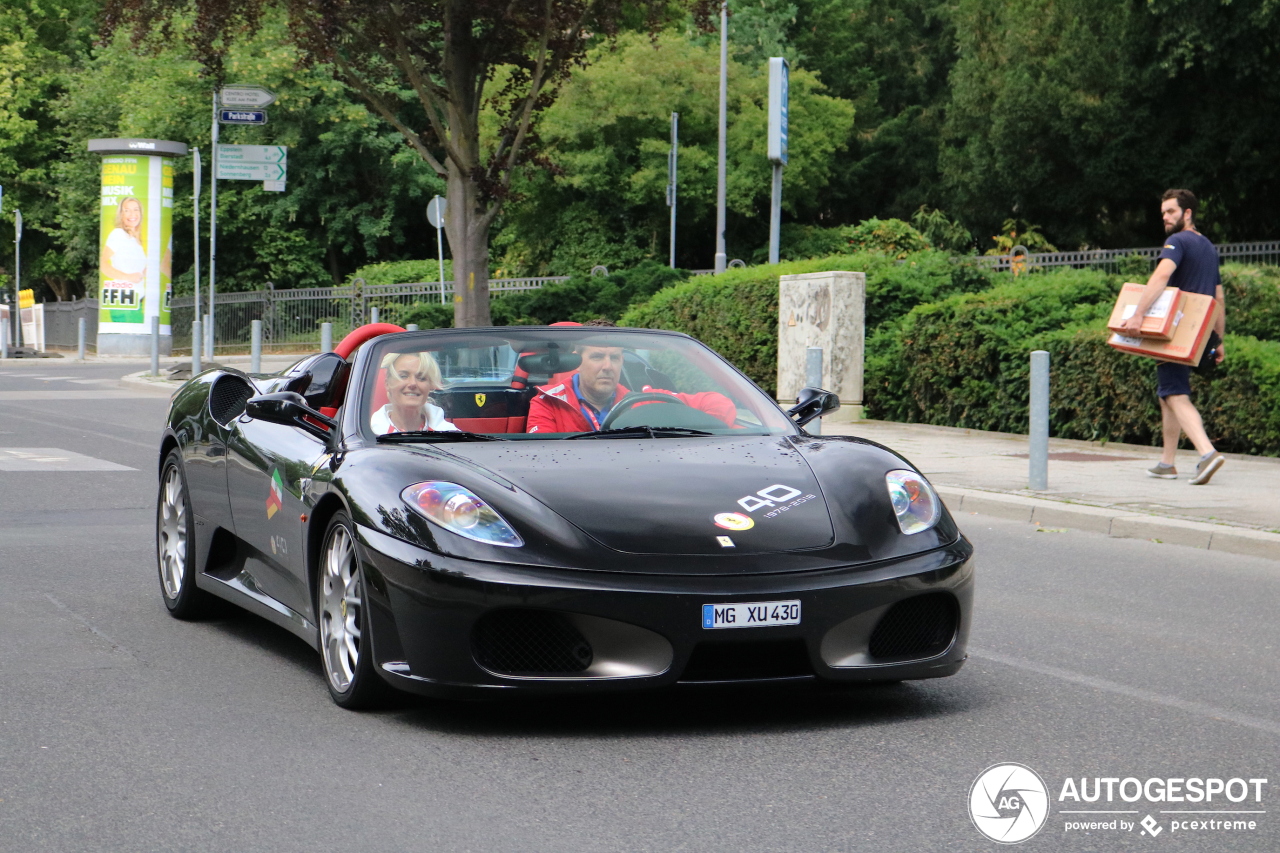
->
[320,524,362,693]
[158,464,187,599]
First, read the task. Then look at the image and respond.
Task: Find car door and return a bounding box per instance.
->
[225,415,329,619]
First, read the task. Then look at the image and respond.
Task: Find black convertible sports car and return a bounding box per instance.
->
[156,323,973,708]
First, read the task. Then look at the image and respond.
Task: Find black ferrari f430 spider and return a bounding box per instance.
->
[156,324,973,707]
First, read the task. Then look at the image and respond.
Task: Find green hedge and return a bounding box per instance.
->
[865,269,1280,455]
[397,260,688,330]
[621,250,994,395]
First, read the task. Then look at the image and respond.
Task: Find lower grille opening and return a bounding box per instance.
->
[680,638,812,682]
[868,593,959,661]
[472,610,594,676]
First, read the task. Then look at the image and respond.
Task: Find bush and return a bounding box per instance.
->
[1221,263,1280,341]
[622,250,994,394]
[397,260,690,330]
[865,268,1280,456]
[350,259,453,287]
[771,218,933,263]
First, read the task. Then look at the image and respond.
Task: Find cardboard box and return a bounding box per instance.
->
[1107,291,1221,366]
[1106,283,1187,341]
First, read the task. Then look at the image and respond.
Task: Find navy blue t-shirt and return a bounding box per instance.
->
[1158,230,1220,297]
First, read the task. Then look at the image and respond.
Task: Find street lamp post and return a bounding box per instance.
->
[668,112,678,269]
[714,0,728,274]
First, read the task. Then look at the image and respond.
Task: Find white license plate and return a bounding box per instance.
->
[702,600,801,629]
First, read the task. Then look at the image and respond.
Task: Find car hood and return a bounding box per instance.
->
[435,436,835,556]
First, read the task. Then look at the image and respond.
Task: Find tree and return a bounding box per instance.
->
[105,0,712,326]
[495,31,855,272]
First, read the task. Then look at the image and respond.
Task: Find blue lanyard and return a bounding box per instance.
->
[573,374,612,429]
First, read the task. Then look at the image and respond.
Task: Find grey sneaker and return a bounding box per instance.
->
[1190,452,1225,485]
[1146,463,1177,479]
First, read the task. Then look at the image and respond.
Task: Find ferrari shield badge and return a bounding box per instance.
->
[474,393,487,408]
[266,469,285,519]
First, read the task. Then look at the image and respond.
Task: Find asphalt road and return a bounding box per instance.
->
[0,360,1276,852]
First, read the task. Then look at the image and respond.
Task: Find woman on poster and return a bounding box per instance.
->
[100,196,146,285]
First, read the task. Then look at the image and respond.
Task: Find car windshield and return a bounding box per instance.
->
[360,328,796,439]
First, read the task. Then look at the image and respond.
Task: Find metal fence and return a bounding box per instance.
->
[972,240,1280,273]
[169,275,569,355]
[41,298,99,351]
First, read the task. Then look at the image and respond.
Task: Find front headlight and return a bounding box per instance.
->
[402,481,524,547]
[885,470,940,535]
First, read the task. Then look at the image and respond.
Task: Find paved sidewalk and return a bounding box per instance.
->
[825,419,1280,562]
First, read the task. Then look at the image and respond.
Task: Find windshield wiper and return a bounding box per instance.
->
[565,426,715,440]
[377,430,505,444]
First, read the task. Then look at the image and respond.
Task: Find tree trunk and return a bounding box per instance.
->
[445,162,493,327]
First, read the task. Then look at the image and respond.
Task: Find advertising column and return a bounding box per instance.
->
[88,138,188,355]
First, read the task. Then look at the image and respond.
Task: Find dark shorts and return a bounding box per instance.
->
[1156,362,1192,398]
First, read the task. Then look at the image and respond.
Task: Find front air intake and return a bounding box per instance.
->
[868,593,959,660]
[472,610,594,675]
[209,376,253,426]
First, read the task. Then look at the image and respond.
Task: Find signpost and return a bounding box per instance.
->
[192,148,202,371]
[208,86,279,353]
[12,208,20,348]
[427,195,447,304]
[667,113,678,269]
[767,57,789,266]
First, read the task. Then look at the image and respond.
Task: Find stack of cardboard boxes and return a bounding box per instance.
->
[1106,282,1221,366]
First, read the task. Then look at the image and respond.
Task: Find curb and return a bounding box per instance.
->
[120,370,184,393]
[937,486,1280,562]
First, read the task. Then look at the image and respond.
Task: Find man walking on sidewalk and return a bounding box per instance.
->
[1121,189,1226,485]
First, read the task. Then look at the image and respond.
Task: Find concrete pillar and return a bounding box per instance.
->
[777,270,866,422]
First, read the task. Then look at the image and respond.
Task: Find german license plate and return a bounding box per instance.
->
[702,600,801,629]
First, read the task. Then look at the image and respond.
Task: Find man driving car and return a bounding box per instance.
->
[526,343,737,433]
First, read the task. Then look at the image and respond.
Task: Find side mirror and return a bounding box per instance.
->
[245,391,337,441]
[787,386,840,427]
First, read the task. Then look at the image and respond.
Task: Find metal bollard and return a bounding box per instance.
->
[320,322,333,353]
[150,316,160,377]
[0,320,7,359]
[406,324,419,332]
[1029,350,1050,490]
[191,319,202,374]
[370,306,380,324]
[77,317,86,361]
[250,320,262,374]
[204,313,213,361]
[805,346,824,435]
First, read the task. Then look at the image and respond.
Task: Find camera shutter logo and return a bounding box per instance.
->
[969,763,1050,844]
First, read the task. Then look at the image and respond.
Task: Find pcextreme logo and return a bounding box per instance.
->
[968,763,1269,844]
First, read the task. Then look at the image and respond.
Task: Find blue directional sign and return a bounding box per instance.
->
[768,57,789,165]
[219,109,268,126]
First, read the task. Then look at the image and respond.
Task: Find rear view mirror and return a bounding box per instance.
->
[787,386,840,427]
[245,392,337,441]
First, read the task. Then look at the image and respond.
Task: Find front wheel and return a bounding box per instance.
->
[318,511,389,709]
[156,451,214,619]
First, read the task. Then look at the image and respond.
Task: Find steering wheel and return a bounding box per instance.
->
[600,391,691,430]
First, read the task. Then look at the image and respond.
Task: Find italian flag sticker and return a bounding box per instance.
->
[266,469,284,519]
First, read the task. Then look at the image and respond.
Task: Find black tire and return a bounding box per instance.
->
[317,511,390,709]
[156,450,214,619]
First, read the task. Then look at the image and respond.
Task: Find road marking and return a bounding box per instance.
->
[0,448,135,471]
[0,407,158,448]
[0,390,162,400]
[28,376,77,381]
[67,378,118,385]
[44,593,140,661]
[972,647,1280,738]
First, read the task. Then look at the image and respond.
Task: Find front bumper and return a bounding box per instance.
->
[355,526,974,698]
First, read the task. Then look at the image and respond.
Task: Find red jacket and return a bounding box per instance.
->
[526,372,737,433]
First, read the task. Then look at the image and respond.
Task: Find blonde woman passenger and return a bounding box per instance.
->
[371,351,459,434]
[100,196,146,284]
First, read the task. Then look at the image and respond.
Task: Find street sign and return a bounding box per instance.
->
[262,180,286,192]
[215,161,287,181]
[768,57,789,165]
[220,86,276,108]
[193,148,201,200]
[217,144,286,164]
[219,109,268,125]
[427,195,447,228]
